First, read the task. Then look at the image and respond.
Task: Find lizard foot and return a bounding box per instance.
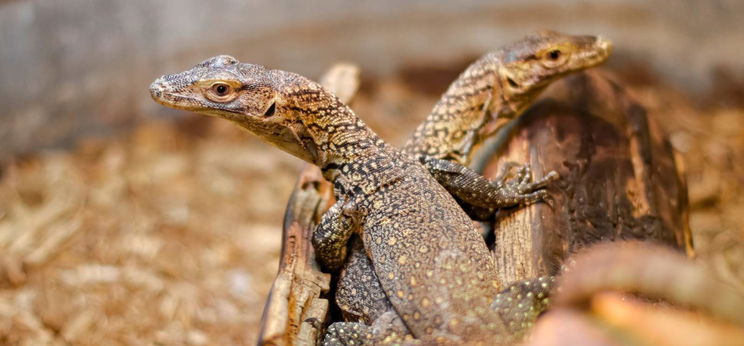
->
[323,311,414,346]
[421,156,558,216]
[323,322,373,346]
[493,162,559,207]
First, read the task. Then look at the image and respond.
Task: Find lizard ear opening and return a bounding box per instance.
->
[507,77,519,88]
[263,102,276,117]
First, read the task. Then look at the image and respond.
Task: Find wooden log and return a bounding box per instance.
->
[474,70,692,285]
[257,165,334,346]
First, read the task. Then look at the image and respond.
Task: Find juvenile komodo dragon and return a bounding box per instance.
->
[404,30,612,218]
[333,31,612,340]
[150,55,558,344]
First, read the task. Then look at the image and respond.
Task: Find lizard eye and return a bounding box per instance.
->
[206,82,237,102]
[548,50,561,60]
[541,48,569,68]
[214,84,230,96]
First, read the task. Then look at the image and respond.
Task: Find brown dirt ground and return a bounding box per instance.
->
[0,62,742,345]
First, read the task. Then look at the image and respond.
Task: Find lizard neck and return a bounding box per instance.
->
[321,146,405,197]
[276,72,396,187]
[403,52,507,164]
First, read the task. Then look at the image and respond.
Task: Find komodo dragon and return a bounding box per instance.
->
[150,55,551,344]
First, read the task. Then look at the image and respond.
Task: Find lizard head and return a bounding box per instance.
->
[494,30,612,117]
[149,55,333,165]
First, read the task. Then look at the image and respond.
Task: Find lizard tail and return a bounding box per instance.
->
[553,240,744,327]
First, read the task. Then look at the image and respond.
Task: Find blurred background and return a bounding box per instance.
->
[0,0,743,344]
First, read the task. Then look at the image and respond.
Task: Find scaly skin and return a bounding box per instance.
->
[329,32,613,340]
[149,56,526,343]
[327,33,612,339]
[324,276,554,345]
[404,31,612,216]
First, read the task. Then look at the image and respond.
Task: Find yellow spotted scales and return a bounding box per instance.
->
[330,31,611,344]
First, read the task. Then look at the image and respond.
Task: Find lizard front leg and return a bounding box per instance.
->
[323,311,415,346]
[422,157,558,220]
[336,237,395,324]
[312,198,363,271]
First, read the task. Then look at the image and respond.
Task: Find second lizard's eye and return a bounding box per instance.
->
[540,47,569,68]
[548,50,561,60]
[206,82,237,102]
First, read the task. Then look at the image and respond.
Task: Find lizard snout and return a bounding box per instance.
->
[595,36,613,57]
[149,79,166,99]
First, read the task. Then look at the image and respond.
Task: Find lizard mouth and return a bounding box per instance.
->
[149,79,174,105]
[149,79,205,112]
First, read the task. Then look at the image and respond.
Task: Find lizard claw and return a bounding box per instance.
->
[540,192,556,210]
[518,189,552,207]
[514,170,559,195]
[518,165,533,186]
[492,161,524,188]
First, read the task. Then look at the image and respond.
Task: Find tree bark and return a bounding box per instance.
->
[474,70,692,285]
[258,166,334,346]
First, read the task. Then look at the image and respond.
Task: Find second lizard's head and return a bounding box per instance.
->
[149,55,374,166]
[493,30,612,117]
